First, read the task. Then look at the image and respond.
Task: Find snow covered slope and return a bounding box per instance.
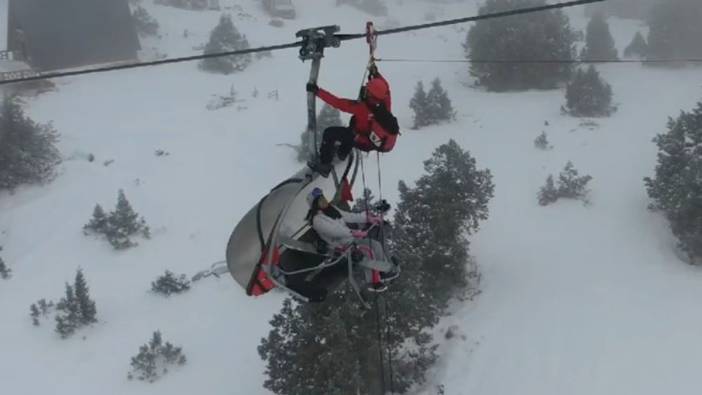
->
[1,1,702,394]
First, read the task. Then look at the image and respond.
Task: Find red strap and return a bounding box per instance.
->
[248,247,279,296]
[341,177,353,203]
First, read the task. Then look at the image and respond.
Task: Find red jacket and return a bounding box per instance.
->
[316,75,398,152]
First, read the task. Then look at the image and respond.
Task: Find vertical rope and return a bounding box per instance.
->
[375,152,395,394]
[376,152,383,202]
[374,294,387,395]
[385,297,395,394]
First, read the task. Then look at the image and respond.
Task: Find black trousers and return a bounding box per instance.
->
[320,126,355,165]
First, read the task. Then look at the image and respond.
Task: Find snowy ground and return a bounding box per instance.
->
[1,1,702,394]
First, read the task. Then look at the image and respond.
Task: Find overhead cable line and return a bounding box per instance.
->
[0,0,605,86]
[376,57,702,64]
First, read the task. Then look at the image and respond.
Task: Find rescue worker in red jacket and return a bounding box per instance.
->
[306,65,400,177]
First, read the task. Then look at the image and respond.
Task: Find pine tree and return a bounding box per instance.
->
[74,269,97,325]
[465,0,574,91]
[30,304,40,326]
[132,6,159,36]
[37,298,53,315]
[260,140,493,394]
[55,284,79,338]
[557,161,593,199]
[200,15,251,74]
[129,344,157,382]
[351,188,376,213]
[0,96,61,191]
[297,104,342,162]
[538,162,592,206]
[580,12,618,61]
[394,140,494,306]
[645,101,702,260]
[534,131,552,150]
[151,270,191,296]
[624,32,648,59]
[106,190,150,250]
[538,175,559,206]
[0,256,10,279]
[84,204,109,235]
[564,66,615,117]
[647,0,702,61]
[410,81,430,129]
[129,331,187,382]
[425,78,455,125]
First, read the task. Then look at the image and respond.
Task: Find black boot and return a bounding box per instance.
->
[307,159,332,178]
[380,257,401,282]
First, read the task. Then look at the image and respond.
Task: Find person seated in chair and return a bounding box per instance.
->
[305,188,396,291]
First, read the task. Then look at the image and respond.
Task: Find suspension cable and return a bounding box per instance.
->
[377,57,702,64]
[0,0,605,86]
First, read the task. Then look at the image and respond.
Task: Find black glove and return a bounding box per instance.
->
[306,83,319,93]
[373,199,391,213]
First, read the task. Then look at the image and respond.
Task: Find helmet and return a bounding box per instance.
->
[366,78,389,101]
[306,187,324,207]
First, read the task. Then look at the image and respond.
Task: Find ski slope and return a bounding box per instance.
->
[1,1,702,394]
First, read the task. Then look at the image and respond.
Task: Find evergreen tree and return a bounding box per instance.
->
[538,175,559,206]
[465,0,574,91]
[645,102,702,260]
[351,187,376,213]
[297,104,342,162]
[55,284,80,338]
[557,161,593,199]
[37,298,54,315]
[410,81,430,129]
[393,140,494,306]
[30,304,40,326]
[132,5,159,36]
[0,96,61,191]
[624,32,648,59]
[647,0,702,61]
[580,12,618,60]
[0,256,10,279]
[564,66,615,117]
[128,331,186,382]
[84,204,109,235]
[200,15,251,74]
[151,271,191,296]
[534,131,552,150]
[425,78,455,125]
[74,269,97,325]
[538,162,592,206]
[106,190,150,250]
[260,140,494,394]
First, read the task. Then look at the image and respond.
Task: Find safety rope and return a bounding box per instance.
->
[374,294,387,395]
[0,0,605,86]
[375,151,395,394]
[385,296,395,394]
[360,151,384,394]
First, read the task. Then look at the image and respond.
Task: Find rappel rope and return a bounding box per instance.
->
[362,24,395,394]
[375,151,396,394]
[359,151,386,394]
